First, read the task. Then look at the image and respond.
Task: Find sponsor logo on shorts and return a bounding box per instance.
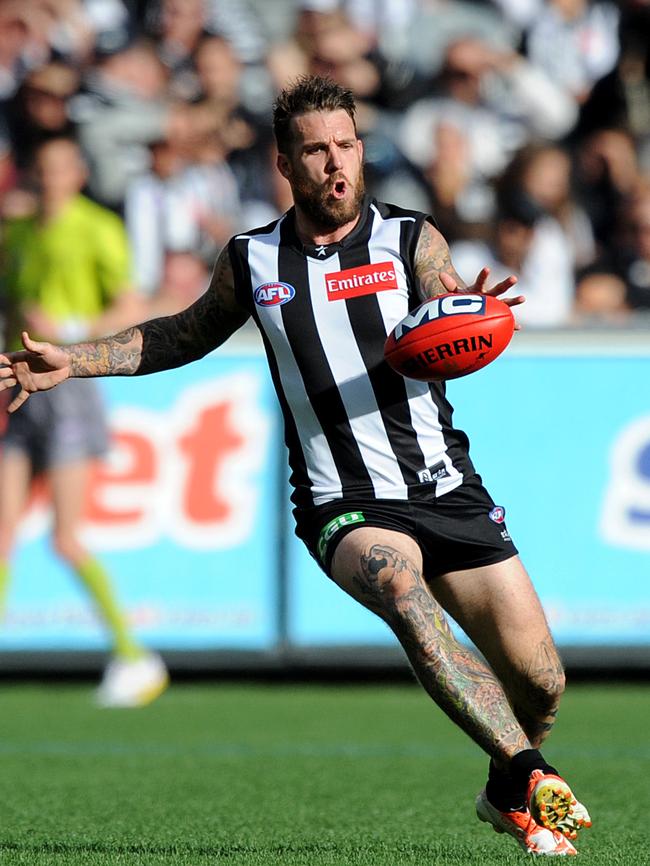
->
[489,506,506,524]
[254,281,295,306]
[317,511,365,562]
[501,528,512,542]
[325,261,398,301]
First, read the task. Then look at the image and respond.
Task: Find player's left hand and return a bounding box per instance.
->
[440,268,525,327]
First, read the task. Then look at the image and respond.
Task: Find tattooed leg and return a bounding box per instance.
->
[503,638,565,748]
[330,528,531,764]
[430,557,566,748]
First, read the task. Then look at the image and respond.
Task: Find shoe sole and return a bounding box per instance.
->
[530,777,592,840]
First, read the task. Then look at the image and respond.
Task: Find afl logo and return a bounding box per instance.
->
[489,506,506,524]
[254,281,295,306]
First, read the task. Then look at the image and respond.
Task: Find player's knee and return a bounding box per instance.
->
[525,665,566,710]
[51,531,81,564]
[0,533,14,560]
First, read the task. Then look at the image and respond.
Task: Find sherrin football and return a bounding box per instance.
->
[384,293,515,381]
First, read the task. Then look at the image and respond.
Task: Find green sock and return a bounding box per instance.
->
[75,557,143,660]
[0,560,10,621]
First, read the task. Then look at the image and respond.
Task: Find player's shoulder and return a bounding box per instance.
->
[74,195,125,231]
[371,198,432,226]
[232,212,286,243]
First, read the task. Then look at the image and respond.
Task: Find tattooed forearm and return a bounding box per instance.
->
[414,220,467,301]
[354,544,531,761]
[68,328,142,377]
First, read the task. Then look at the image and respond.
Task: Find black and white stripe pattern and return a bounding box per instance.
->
[230,197,474,507]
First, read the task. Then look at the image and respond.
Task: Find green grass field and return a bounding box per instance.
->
[0,680,647,865]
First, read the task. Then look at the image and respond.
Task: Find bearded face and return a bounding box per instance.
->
[290,164,366,231]
[278,109,365,234]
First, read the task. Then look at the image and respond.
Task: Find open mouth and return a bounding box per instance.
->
[331,179,347,199]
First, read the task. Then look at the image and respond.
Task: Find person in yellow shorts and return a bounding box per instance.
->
[0,136,169,707]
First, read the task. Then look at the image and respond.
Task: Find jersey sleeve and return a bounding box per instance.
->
[227,236,254,313]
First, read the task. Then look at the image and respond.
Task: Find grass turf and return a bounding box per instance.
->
[0,680,647,864]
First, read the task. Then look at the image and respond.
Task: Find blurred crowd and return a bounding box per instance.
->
[1,0,650,330]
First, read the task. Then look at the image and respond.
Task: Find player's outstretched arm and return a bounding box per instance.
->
[413,220,524,308]
[0,247,249,413]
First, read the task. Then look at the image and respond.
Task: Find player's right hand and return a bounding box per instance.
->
[0,331,72,413]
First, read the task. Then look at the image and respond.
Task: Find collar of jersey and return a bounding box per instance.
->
[287,195,372,260]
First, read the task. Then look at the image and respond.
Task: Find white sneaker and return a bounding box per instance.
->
[96,652,169,708]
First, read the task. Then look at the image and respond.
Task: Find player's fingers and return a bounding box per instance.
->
[0,351,29,366]
[0,375,17,390]
[439,272,458,292]
[500,294,526,308]
[7,388,30,413]
[473,267,490,292]
[484,275,518,296]
[21,331,49,354]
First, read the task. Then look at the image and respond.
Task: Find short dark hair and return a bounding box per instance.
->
[272,75,356,154]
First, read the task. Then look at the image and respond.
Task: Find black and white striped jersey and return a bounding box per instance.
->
[228,196,475,508]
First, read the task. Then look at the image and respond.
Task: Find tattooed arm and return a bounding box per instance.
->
[0,247,250,414]
[413,219,523,308]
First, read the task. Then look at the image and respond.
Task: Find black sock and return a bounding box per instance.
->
[509,749,558,782]
[486,750,558,813]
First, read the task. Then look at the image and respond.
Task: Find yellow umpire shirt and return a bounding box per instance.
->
[1,194,131,349]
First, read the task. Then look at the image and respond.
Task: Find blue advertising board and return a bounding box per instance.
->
[1,351,280,652]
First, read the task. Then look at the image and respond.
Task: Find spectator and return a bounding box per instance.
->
[503,143,597,271]
[146,0,267,68]
[6,62,80,171]
[146,249,209,317]
[576,2,650,170]
[0,137,167,706]
[72,37,178,210]
[123,136,188,297]
[398,38,579,224]
[0,3,32,101]
[523,0,620,104]
[612,183,650,312]
[421,119,493,242]
[572,268,631,324]
[124,122,246,296]
[573,127,642,257]
[193,34,260,150]
[345,0,516,74]
[451,190,575,328]
[148,0,208,100]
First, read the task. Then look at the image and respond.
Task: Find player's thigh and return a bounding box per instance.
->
[431,555,562,683]
[330,526,424,619]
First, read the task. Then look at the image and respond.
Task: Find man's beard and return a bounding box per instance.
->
[292,171,366,232]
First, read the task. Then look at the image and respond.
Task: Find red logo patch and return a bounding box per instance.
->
[325,261,398,301]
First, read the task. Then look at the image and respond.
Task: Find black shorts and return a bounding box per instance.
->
[293,475,518,579]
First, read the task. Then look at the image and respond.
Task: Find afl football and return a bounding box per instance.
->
[384,293,515,381]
